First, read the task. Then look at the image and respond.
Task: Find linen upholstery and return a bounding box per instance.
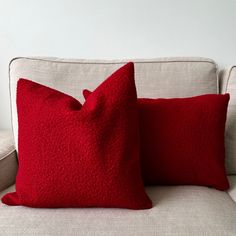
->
[6,58,236,236]
[0,185,236,236]
[0,131,17,192]
[3,57,236,235]
[220,66,236,174]
[9,57,218,149]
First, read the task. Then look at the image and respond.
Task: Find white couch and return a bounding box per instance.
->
[0,57,236,235]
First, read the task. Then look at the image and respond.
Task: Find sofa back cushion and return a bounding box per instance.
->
[220,66,236,174]
[9,57,218,149]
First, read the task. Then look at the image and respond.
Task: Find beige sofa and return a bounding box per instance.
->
[0,57,236,235]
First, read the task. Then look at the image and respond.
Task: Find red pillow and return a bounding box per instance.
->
[139,95,230,191]
[83,90,230,191]
[2,62,152,209]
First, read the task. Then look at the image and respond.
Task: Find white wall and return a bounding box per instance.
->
[1,0,236,129]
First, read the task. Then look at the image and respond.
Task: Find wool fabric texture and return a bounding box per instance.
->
[2,62,152,209]
[83,90,230,191]
[139,94,230,190]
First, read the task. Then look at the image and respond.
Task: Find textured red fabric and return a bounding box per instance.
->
[2,62,152,209]
[139,95,230,191]
[83,90,230,191]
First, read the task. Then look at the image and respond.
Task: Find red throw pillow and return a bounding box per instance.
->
[83,90,230,191]
[2,62,152,209]
[139,95,230,191]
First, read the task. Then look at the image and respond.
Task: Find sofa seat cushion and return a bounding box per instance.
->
[1,185,236,236]
[0,131,18,192]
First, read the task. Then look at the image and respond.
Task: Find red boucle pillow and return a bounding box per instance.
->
[139,94,230,191]
[83,90,230,191]
[2,62,152,209]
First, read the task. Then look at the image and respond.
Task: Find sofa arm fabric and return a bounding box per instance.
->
[220,66,236,174]
[0,131,18,192]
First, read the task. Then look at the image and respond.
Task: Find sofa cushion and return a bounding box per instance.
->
[2,63,151,209]
[220,66,236,174]
[9,57,218,149]
[0,184,235,236]
[0,131,18,192]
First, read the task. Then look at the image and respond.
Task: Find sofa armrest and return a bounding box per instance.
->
[0,131,18,192]
[228,175,236,203]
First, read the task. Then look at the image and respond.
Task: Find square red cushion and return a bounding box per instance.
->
[139,94,230,191]
[2,62,152,209]
[83,90,230,191]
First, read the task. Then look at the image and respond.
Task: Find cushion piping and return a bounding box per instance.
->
[225,66,236,93]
